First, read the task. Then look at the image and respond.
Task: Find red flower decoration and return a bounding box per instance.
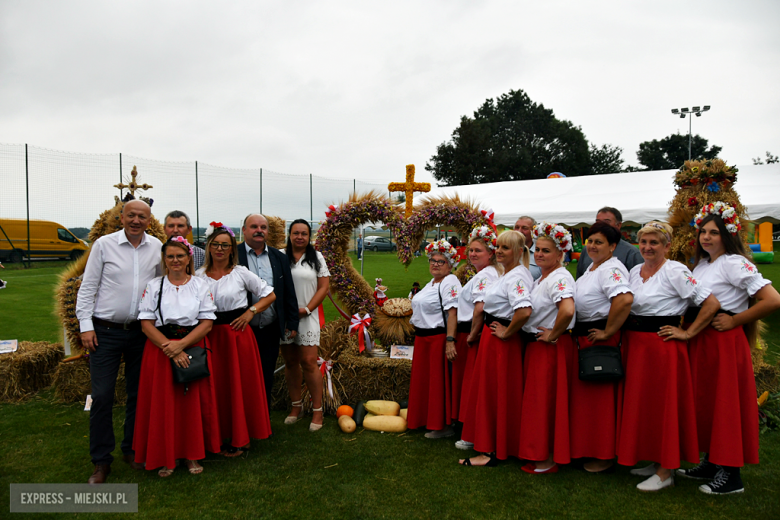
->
[687,197,698,207]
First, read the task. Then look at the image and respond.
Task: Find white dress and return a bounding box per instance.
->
[281,250,330,346]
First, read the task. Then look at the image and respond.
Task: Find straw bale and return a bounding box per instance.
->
[0,341,64,402]
[52,358,127,405]
[754,362,779,396]
[374,307,415,346]
[265,216,286,249]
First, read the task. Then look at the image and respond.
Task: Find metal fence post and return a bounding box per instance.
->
[25,144,30,268]
[310,173,313,224]
[119,152,123,198]
[259,168,263,214]
[195,161,199,242]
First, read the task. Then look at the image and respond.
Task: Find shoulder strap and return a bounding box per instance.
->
[437,282,448,328]
[156,276,164,325]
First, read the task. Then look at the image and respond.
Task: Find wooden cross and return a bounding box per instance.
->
[114,166,153,197]
[388,164,431,218]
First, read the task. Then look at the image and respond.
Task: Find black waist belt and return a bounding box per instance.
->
[93,317,141,330]
[519,330,538,344]
[215,307,247,325]
[683,307,736,324]
[157,324,197,339]
[415,327,446,338]
[572,319,609,336]
[623,315,681,332]
[484,313,510,328]
[457,321,472,334]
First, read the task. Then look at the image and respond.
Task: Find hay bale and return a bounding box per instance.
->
[0,341,64,402]
[755,362,780,396]
[52,358,127,405]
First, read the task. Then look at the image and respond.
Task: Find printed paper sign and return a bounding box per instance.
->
[390,345,413,360]
[0,339,19,354]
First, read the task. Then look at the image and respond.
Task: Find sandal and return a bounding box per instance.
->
[284,400,304,425]
[221,444,250,458]
[158,466,175,478]
[309,406,323,432]
[185,460,203,475]
[459,453,498,467]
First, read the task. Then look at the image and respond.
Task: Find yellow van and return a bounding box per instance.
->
[0,218,89,263]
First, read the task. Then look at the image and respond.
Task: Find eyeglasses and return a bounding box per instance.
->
[210,243,232,250]
[428,259,447,266]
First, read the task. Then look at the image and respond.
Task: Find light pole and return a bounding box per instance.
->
[671,105,710,161]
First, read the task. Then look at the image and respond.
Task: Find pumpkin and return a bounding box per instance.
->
[337,405,354,418]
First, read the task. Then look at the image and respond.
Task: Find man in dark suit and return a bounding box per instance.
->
[238,214,299,408]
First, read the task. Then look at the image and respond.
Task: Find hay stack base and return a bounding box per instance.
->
[52,358,127,406]
[0,341,64,402]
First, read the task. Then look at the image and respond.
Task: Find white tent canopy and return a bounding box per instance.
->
[425,163,780,227]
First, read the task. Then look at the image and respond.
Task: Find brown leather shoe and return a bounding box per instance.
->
[122,454,145,470]
[88,464,111,484]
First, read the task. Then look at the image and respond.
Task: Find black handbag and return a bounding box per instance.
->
[156,277,210,393]
[576,336,624,382]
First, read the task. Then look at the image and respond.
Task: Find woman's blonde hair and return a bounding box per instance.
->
[637,221,673,246]
[203,228,238,272]
[496,230,529,269]
[161,240,195,275]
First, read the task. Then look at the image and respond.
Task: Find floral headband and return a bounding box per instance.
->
[425,238,460,266]
[694,201,741,235]
[206,221,235,239]
[469,225,498,251]
[533,221,572,252]
[170,236,194,256]
[644,222,672,243]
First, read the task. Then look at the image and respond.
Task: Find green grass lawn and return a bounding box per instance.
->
[2,253,780,518]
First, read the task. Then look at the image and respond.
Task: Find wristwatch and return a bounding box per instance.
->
[249,306,257,314]
[446,336,456,342]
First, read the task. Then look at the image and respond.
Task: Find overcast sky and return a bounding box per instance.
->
[2,0,778,187]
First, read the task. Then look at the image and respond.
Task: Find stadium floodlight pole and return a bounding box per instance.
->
[671,105,710,161]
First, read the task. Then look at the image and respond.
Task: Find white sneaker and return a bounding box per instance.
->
[637,474,674,492]
[424,426,455,439]
[455,439,474,450]
[630,463,659,476]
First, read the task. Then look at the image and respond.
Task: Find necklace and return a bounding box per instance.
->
[169,275,191,291]
[640,260,665,283]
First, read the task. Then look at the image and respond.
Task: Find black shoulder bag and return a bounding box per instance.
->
[157,277,211,392]
[576,335,623,382]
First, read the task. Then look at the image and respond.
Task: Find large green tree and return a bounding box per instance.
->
[426,89,594,185]
[636,133,722,170]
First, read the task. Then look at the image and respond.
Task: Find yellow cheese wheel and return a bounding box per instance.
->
[363,415,407,433]
[365,400,401,416]
[338,415,356,433]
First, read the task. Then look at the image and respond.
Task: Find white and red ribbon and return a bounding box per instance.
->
[325,204,338,217]
[317,357,334,398]
[480,208,497,234]
[349,313,373,353]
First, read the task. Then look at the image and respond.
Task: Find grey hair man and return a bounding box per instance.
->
[514,216,541,280]
[164,210,205,270]
[575,206,643,279]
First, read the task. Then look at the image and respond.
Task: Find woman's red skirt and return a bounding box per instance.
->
[461,325,524,460]
[456,333,480,425]
[133,339,221,470]
[407,333,450,431]
[448,331,471,422]
[616,331,699,469]
[568,333,621,460]
[208,324,272,447]
[518,335,574,464]
[687,325,759,467]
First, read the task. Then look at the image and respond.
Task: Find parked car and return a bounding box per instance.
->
[0,218,89,262]
[364,236,396,252]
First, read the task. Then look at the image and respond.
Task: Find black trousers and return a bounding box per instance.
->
[251,323,282,408]
[89,325,146,465]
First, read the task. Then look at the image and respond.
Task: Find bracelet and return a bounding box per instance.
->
[305,306,312,315]
[549,337,558,344]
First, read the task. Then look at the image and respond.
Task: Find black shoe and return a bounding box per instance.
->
[699,467,744,495]
[676,456,719,480]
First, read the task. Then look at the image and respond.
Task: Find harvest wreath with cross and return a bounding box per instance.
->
[315,164,492,349]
